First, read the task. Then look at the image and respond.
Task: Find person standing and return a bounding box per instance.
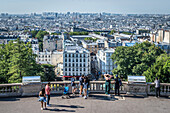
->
[45,82,51,107]
[79,75,84,97]
[71,75,77,95]
[155,77,160,98]
[83,76,89,99]
[114,75,121,96]
[39,88,47,110]
[104,74,112,95]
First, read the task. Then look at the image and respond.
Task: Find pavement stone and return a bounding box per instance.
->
[0,94,170,113]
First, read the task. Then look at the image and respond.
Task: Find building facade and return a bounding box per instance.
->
[96,49,115,75]
[63,47,91,80]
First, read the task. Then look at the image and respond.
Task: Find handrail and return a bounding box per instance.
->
[0,81,170,97]
[1,81,170,86]
[0,83,22,87]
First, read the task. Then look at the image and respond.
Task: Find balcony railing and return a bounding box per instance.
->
[147,83,170,96]
[0,81,170,97]
[0,83,22,97]
[41,81,127,94]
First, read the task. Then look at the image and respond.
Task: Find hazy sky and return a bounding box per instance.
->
[0,0,170,14]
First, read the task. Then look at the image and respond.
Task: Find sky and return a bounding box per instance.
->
[0,0,170,14]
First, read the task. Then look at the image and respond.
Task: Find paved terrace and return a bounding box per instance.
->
[0,94,170,113]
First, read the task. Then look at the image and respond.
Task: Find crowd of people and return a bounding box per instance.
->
[38,74,161,110]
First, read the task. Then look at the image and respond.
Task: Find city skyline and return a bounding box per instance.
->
[0,0,170,14]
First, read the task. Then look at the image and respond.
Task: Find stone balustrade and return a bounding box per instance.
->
[0,81,170,97]
[147,83,170,96]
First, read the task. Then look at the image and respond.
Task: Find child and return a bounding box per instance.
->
[39,88,47,110]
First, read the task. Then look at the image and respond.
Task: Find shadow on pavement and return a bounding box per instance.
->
[124,95,146,99]
[0,97,20,101]
[47,108,75,112]
[89,95,118,101]
[51,104,84,108]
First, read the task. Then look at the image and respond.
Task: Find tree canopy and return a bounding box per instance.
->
[143,54,170,83]
[111,41,165,79]
[69,32,88,35]
[33,30,49,52]
[40,64,55,82]
[84,37,98,42]
[0,39,56,83]
[109,30,116,35]
[0,39,40,83]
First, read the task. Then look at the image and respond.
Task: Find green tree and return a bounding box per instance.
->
[31,30,38,38]
[109,30,116,35]
[143,54,170,83]
[0,38,41,83]
[35,30,49,41]
[40,64,55,81]
[111,41,165,79]
[69,32,88,35]
[84,37,98,42]
[35,30,49,52]
[51,32,61,35]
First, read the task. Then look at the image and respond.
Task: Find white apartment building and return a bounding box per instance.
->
[63,46,91,79]
[37,50,63,65]
[55,63,63,76]
[38,51,52,64]
[96,49,116,75]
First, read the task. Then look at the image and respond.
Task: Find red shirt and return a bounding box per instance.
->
[45,85,50,95]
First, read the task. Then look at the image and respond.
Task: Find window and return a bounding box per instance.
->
[65,63,67,66]
[65,54,67,57]
[65,59,67,62]
[76,59,78,62]
[80,59,82,62]
[69,59,71,62]
[69,68,71,71]
[65,68,67,71]
[76,54,78,57]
